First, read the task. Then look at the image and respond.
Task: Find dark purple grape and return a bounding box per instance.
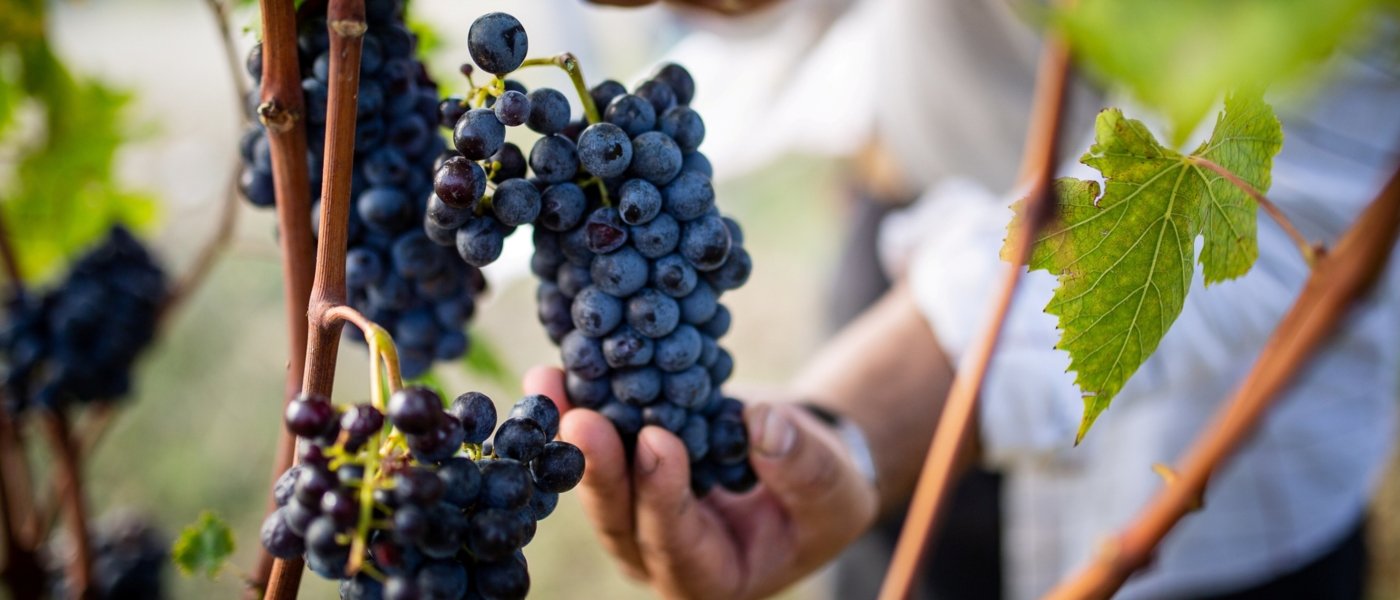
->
[449,391,497,444]
[468,12,528,75]
[530,441,585,493]
[388,387,443,435]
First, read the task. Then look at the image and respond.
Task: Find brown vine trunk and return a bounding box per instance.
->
[262,0,365,597]
[245,0,317,593]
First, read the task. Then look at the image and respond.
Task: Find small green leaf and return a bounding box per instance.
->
[1013,97,1282,442]
[172,511,235,579]
[463,331,515,391]
[1,36,159,282]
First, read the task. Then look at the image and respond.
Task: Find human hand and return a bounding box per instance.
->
[523,365,878,600]
[581,0,783,16]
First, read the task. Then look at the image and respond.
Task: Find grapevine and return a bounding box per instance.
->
[239,0,482,379]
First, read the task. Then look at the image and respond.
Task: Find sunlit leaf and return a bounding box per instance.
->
[1009,96,1281,441]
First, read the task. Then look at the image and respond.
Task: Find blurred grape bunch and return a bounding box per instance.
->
[0,226,168,413]
[48,511,171,600]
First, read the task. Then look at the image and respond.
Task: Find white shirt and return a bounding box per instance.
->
[897,49,1400,600]
[664,1,1400,597]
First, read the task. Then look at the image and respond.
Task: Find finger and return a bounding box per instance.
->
[744,404,877,545]
[559,408,648,580]
[522,365,572,412]
[632,426,744,599]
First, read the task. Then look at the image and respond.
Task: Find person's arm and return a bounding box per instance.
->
[793,280,959,514]
[523,280,958,599]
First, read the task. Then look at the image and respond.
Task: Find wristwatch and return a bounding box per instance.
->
[801,403,879,489]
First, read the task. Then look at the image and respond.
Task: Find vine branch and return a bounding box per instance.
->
[264,0,366,596]
[0,210,22,292]
[877,31,1074,600]
[39,412,91,600]
[0,406,42,599]
[1188,156,1322,264]
[1043,157,1400,600]
[165,0,246,316]
[247,0,319,592]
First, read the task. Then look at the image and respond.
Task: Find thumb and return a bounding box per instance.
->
[522,365,572,412]
[743,404,877,525]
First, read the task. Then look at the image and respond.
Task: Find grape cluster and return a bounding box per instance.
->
[427,12,755,496]
[49,512,169,599]
[238,0,482,378]
[0,226,166,413]
[262,388,582,599]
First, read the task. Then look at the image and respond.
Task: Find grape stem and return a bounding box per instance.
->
[33,404,118,543]
[580,176,612,207]
[246,0,320,590]
[877,27,1074,600]
[0,209,24,292]
[0,215,55,599]
[1043,156,1400,600]
[1187,156,1323,265]
[325,304,404,394]
[38,412,92,600]
[517,53,601,124]
[0,403,43,600]
[264,0,367,597]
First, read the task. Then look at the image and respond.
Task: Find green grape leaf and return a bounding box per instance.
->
[1052,0,1383,143]
[1,35,159,282]
[1193,93,1283,283]
[172,511,235,579]
[1013,96,1282,442]
[463,330,515,392]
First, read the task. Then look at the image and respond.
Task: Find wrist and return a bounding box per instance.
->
[799,403,879,492]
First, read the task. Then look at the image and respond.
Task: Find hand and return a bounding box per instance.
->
[581,0,784,16]
[523,365,879,600]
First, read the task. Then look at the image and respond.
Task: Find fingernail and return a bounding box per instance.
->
[754,405,796,458]
[636,433,661,476]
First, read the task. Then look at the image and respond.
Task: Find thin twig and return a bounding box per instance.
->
[1043,159,1400,600]
[203,0,251,106]
[325,305,403,393]
[0,406,43,600]
[517,53,600,124]
[159,0,249,316]
[0,210,22,292]
[39,412,92,600]
[1188,156,1322,264]
[876,33,1074,600]
[164,165,241,317]
[264,0,365,597]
